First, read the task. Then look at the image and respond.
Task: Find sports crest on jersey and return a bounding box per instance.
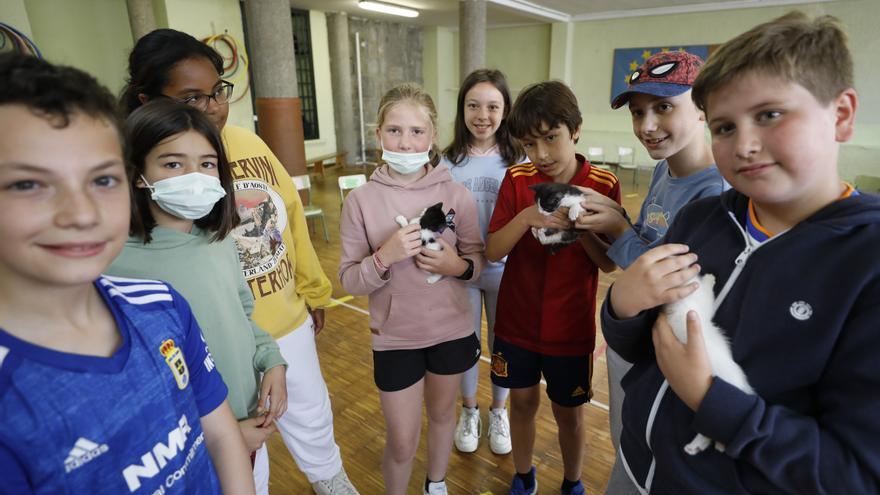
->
[160,339,189,390]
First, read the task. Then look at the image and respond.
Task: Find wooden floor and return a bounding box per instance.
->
[266,163,650,494]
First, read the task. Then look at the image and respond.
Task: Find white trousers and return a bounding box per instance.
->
[251,315,343,488]
[253,443,269,495]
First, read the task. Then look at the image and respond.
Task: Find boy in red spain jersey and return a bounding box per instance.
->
[485,81,620,495]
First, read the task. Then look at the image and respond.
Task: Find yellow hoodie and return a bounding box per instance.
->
[222,125,332,338]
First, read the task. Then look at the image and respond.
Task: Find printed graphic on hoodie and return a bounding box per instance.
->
[232,179,287,279]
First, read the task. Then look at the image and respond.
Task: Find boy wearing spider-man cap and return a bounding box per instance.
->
[572,49,728,494]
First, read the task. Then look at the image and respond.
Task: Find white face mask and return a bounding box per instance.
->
[382,147,430,175]
[141,172,226,220]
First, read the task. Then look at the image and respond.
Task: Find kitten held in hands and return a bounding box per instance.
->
[395,202,456,284]
[529,183,584,251]
[664,273,754,455]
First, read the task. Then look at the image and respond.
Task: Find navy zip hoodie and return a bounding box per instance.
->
[602,189,880,494]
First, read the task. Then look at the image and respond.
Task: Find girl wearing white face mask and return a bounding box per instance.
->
[339,83,486,495]
[107,101,288,486]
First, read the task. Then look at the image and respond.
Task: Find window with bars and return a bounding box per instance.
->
[291,9,319,140]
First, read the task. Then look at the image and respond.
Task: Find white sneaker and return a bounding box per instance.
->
[488,407,512,454]
[424,480,448,495]
[311,468,360,495]
[453,406,481,453]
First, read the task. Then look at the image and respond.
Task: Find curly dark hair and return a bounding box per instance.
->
[120,28,224,116]
[0,52,122,132]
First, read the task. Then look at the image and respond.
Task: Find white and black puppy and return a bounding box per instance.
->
[395,202,456,284]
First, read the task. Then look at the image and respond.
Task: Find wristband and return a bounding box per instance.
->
[373,253,388,272]
[455,258,475,281]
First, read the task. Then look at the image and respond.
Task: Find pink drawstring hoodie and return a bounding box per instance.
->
[339,163,485,351]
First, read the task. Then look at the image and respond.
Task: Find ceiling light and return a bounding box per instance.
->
[358,0,419,18]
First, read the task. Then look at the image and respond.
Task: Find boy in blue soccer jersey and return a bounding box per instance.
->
[0,53,254,494]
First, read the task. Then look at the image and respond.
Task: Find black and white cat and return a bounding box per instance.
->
[664,273,754,455]
[395,202,456,284]
[529,183,585,252]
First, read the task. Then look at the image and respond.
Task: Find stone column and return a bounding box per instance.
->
[459,0,486,81]
[243,0,306,177]
[549,21,575,85]
[126,0,156,42]
[327,12,357,165]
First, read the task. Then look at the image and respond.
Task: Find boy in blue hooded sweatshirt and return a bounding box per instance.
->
[602,12,880,493]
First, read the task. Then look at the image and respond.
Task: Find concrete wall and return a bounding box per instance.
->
[303,10,337,160]
[566,0,880,179]
[22,0,132,95]
[163,0,254,131]
[422,0,878,180]
[8,0,347,157]
[7,0,255,130]
[430,23,552,151]
[487,24,551,94]
[347,16,423,152]
[423,26,457,149]
[1,0,32,36]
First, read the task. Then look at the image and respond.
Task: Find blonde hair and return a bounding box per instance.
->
[692,11,853,112]
[376,82,441,167]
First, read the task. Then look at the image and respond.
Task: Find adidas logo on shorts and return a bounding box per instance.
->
[64,437,109,473]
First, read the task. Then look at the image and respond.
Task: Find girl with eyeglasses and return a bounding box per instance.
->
[120,29,359,495]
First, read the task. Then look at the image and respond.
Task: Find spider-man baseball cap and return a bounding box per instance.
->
[611,51,705,109]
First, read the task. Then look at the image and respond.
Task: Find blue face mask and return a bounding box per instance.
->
[382,147,430,175]
[141,172,226,220]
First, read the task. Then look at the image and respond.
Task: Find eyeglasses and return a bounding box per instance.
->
[171,81,234,110]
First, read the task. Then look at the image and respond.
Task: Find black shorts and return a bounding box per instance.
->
[490,336,593,407]
[373,333,480,392]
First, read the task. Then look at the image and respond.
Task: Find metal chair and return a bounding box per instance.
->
[587,147,607,169]
[292,174,329,242]
[338,173,367,206]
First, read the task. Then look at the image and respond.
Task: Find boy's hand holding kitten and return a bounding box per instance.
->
[609,243,701,319]
[653,311,714,413]
[573,186,631,238]
[528,183,589,249]
[518,204,572,231]
[609,243,747,454]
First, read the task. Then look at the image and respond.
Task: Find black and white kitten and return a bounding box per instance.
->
[395,202,456,284]
[529,183,585,252]
[664,273,755,455]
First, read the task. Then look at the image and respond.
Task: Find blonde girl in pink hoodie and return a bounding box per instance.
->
[339,83,485,495]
